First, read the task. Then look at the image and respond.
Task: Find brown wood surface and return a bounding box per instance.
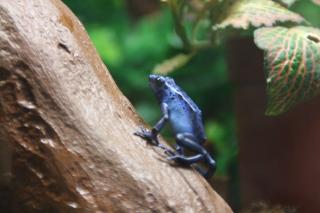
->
[0,0,232,212]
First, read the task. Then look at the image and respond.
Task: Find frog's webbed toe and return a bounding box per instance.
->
[134,127,159,146]
[134,127,175,156]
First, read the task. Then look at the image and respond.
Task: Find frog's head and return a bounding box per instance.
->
[149,74,174,92]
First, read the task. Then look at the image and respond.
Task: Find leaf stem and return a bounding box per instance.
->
[169,0,192,50]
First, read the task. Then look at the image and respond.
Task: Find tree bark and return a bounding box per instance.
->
[0,0,232,212]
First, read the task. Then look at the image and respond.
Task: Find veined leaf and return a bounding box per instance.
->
[213,0,305,30]
[312,0,320,5]
[254,26,320,115]
[153,53,194,74]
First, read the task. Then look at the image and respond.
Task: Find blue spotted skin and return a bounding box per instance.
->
[134,74,216,179]
[149,75,206,144]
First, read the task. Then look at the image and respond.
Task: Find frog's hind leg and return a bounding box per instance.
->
[171,133,216,179]
[176,145,184,155]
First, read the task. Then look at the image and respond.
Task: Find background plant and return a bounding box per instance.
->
[157,0,320,116]
[153,0,320,180]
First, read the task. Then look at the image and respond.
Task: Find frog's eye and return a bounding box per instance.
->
[154,77,164,87]
[156,77,165,84]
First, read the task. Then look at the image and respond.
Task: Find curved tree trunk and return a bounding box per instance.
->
[0,0,232,212]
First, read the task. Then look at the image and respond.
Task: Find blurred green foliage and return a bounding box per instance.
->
[63,0,236,176]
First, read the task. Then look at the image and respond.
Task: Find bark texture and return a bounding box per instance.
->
[0,0,232,212]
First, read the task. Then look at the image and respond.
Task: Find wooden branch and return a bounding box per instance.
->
[0,0,232,212]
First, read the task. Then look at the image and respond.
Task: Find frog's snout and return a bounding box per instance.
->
[149,74,160,82]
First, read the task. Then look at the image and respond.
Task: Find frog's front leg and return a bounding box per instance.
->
[134,103,169,143]
[134,103,174,154]
[169,133,216,179]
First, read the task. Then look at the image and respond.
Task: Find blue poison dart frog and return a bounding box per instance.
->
[134,74,216,178]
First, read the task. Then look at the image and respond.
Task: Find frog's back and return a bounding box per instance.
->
[165,85,206,144]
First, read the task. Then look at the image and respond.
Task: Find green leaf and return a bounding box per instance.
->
[153,53,194,74]
[254,26,320,115]
[213,0,305,30]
